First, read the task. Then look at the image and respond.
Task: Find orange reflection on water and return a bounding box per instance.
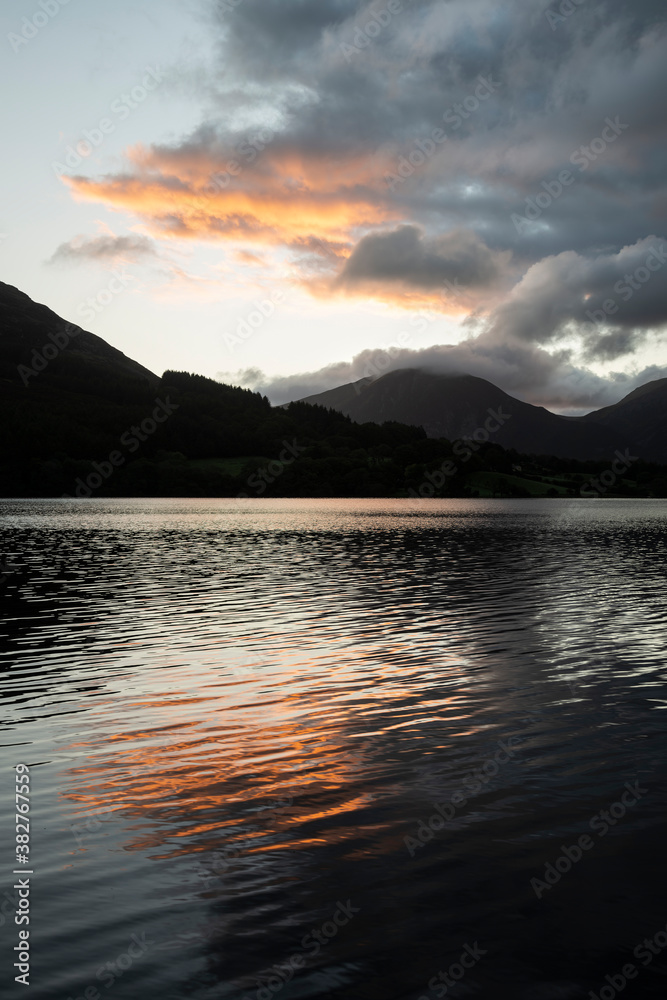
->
[58,636,476,871]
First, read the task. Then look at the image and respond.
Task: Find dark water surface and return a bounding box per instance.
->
[1,498,666,1000]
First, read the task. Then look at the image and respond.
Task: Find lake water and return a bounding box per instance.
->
[2,498,666,1000]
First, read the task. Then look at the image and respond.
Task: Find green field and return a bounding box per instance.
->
[467,469,644,498]
[466,471,572,497]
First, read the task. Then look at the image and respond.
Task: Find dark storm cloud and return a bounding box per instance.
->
[205,0,667,261]
[213,0,667,405]
[336,225,507,290]
[216,0,358,74]
[74,0,667,257]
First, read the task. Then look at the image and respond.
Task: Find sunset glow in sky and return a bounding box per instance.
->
[2,0,666,411]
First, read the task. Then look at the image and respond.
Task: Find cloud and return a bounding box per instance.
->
[48,233,158,265]
[221,341,667,414]
[484,237,667,357]
[234,249,269,266]
[58,1,667,270]
[55,0,667,405]
[336,224,510,293]
[61,138,398,251]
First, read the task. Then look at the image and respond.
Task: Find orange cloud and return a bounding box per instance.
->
[60,142,496,313]
[301,272,479,314]
[234,249,269,267]
[63,142,401,249]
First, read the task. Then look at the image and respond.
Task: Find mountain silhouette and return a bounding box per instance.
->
[298,369,640,461]
[2,281,665,498]
[578,377,667,464]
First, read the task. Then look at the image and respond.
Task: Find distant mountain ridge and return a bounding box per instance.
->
[1,280,665,474]
[298,369,667,464]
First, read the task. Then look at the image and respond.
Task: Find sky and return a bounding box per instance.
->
[1,0,666,412]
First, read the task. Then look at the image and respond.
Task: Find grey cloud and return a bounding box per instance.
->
[48,234,157,265]
[215,0,357,78]
[93,0,667,258]
[581,330,645,362]
[485,238,667,355]
[336,225,508,290]
[206,0,667,265]
[203,1,667,409]
[218,340,667,413]
[68,0,667,408]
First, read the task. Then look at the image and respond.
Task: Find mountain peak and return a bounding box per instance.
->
[298,367,638,461]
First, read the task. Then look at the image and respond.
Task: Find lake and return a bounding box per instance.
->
[1,498,666,1000]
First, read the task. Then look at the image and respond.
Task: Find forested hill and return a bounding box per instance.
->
[1,362,430,497]
[1,281,666,498]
